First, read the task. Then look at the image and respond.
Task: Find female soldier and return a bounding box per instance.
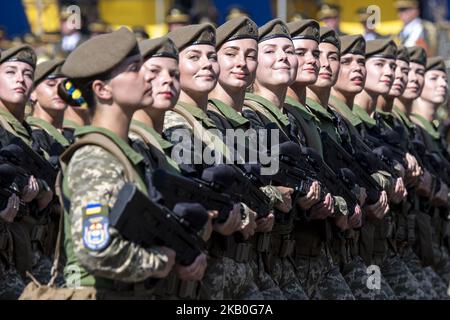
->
[163,23,260,300]
[57,27,186,299]
[241,18,311,300]
[62,104,90,144]
[0,45,54,293]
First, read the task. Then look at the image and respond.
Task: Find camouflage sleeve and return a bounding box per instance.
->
[371,170,393,192]
[259,185,283,208]
[333,195,348,217]
[66,145,170,283]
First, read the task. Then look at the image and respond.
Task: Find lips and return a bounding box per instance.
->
[159,91,173,98]
[14,87,25,94]
[319,72,331,79]
[231,72,248,79]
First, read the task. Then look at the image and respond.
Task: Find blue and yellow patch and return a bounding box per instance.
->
[82,203,110,251]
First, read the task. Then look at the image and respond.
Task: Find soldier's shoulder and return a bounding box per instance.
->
[67,144,123,176]
[163,110,193,131]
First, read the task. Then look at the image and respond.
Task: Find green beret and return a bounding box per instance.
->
[340,35,365,56]
[34,58,65,86]
[287,19,320,43]
[396,45,410,63]
[0,44,37,69]
[320,27,340,51]
[258,19,291,43]
[426,56,446,72]
[366,39,397,59]
[216,17,258,49]
[167,23,216,52]
[61,27,139,79]
[139,36,178,61]
[407,46,427,66]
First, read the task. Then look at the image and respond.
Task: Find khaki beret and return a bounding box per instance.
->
[407,46,427,66]
[139,36,178,61]
[287,19,320,43]
[340,35,365,56]
[34,58,65,86]
[258,19,291,43]
[61,27,139,79]
[396,45,410,63]
[168,23,216,51]
[366,39,397,59]
[426,56,447,72]
[394,0,419,10]
[317,4,340,20]
[0,44,37,69]
[320,27,341,51]
[216,17,258,49]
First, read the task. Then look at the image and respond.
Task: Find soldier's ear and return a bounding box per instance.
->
[92,79,113,101]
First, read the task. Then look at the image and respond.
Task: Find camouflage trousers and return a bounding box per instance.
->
[401,246,448,299]
[432,243,450,284]
[341,256,396,300]
[380,252,428,299]
[269,256,308,300]
[199,256,264,300]
[0,263,25,300]
[249,252,286,300]
[294,246,355,300]
[27,250,64,287]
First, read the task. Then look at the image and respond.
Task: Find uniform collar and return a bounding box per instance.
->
[284,96,319,122]
[208,98,249,128]
[352,104,377,127]
[0,107,32,141]
[177,101,217,128]
[27,116,70,147]
[329,96,363,127]
[245,92,290,126]
[305,98,334,121]
[131,119,173,150]
[410,113,441,140]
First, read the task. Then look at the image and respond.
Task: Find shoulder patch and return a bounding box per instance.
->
[82,203,110,251]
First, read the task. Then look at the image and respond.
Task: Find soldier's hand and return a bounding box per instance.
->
[274,186,294,213]
[213,203,241,236]
[202,210,218,241]
[240,207,257,240]
[255,212,275,233]
[0,194,19,223]
[404,153,422,187]
[364,190,389,220]
[415,169,433,197]
[297,181,321,210]
[21,176,40,203]
[36,188,54,211]
[431,182,449,207]
[153,246,176,278]
[175,253,207,281]
[309,193,334,220]
[389,178,407,204]
[357,187,368,207]
[348,205,363,229]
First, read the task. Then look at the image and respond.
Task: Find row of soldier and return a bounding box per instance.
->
[0,15,449,300]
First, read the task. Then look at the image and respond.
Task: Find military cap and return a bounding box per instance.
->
[166,6,190,24]
[366,39,397,59]
[34,58,65,85]
[340,35,365,56]
[139,36,178,61]
[61,27,139,79]
[258,19,291,43]
[317,4,341,20]
[216,17,258,49]
[320,27,341,51]
[396,45,410,63]
[407,46,427,66]
[0,44,37,68]
[426,56,447,72]
[287,19,320,43]
[394,0,419,10]
[167,23,216,51]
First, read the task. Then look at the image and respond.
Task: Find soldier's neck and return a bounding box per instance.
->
[133,108,166,134]
[32,103,64,129]
[395,97,413,116]
[179,90,208,112]
[330,88,354,110]
[354,89,377,116]
[377,94,395,113]
[210,83,245,113]
[253,81,287,110]
[64,106,91,127]
[287,82,307,105]
[92,105,132,142]
[0,101,25,123]
[412,98,436,122]
[307,86,330,108]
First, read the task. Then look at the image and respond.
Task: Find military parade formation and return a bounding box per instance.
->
[0,0,449,300]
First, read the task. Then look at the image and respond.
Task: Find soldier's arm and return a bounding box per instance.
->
[67,145,172,282]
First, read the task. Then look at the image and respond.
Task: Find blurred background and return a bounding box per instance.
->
[1,0,449,60]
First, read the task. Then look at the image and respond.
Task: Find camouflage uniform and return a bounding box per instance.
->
[62,126,170,298]
[163,102,264,300]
